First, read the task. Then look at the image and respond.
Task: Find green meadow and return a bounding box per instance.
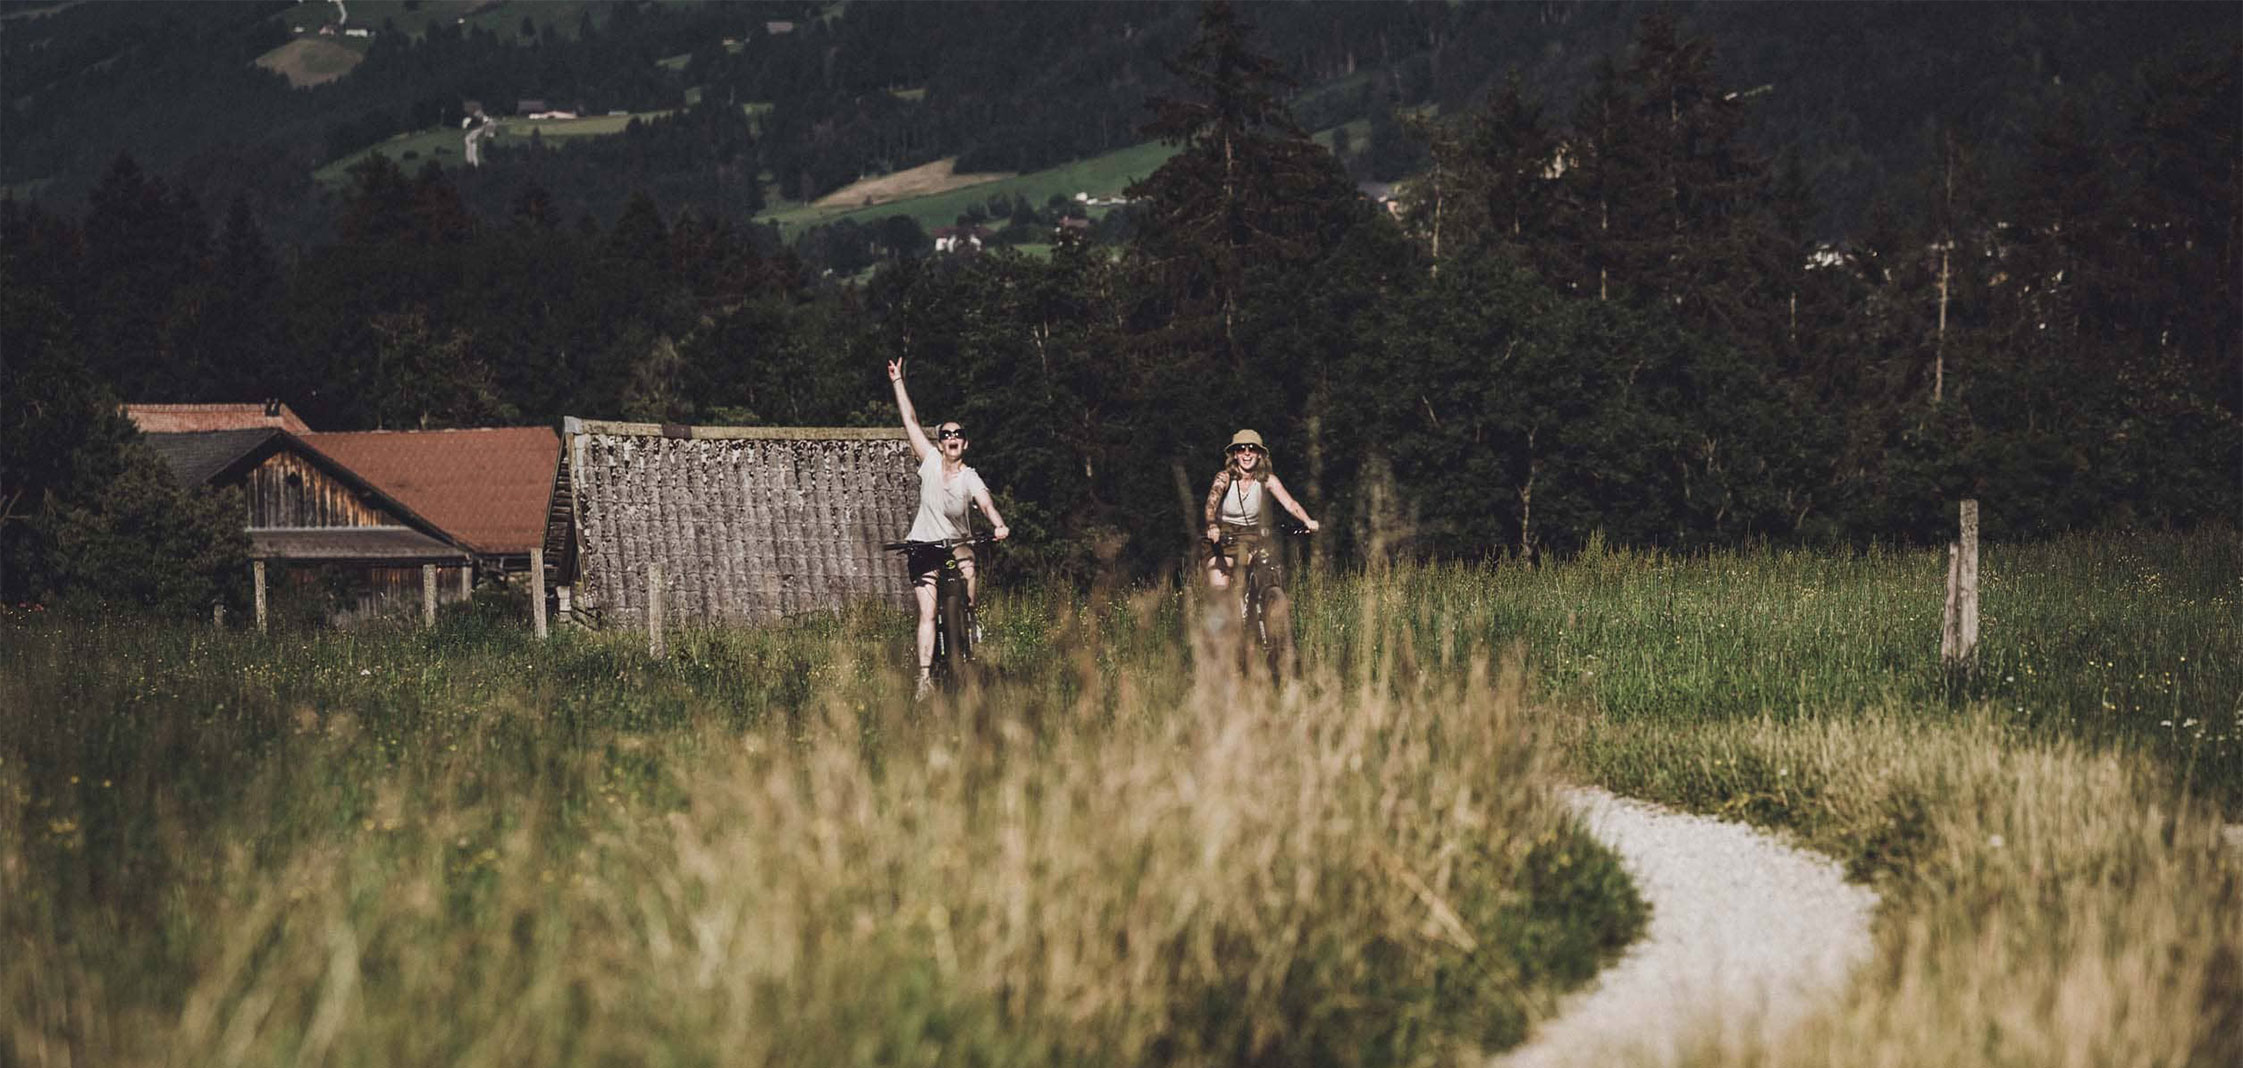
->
[3,530,2236,1065]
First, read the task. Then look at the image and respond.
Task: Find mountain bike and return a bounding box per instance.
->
[884,533,994,694]
[1215,525,1311,680]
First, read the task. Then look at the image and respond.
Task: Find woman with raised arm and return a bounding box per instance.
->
[889,358,1008,700]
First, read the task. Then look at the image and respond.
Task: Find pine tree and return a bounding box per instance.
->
[1127,0,1358,368]
[209,197,288,402]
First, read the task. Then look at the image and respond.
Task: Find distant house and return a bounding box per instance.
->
[765,20,796,35]
[1054,216,1093,241]
[1356,180,1404,217]
[526,110,578,121]
[343,27,372,38]
[931,225,990,254]
[516,98,549,116]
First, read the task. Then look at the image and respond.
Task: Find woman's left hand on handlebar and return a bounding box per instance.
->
[993,525,1010,541]
[1304,518,1320,533]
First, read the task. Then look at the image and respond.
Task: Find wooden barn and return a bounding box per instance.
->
[129,406,562,625]
[136,423,473,619]
[549,418,920,627]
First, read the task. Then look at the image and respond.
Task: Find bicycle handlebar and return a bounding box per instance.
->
[882,534,999,552]
[1216,525,1315,545]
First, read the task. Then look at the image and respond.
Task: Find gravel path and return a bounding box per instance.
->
[1493,787,1880,1068]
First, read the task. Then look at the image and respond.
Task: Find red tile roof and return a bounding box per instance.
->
[303,428,560,555]
[126,403,311,434]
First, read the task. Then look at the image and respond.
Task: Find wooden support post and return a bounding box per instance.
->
[253,560,268,634]
[556,585,572,625]
[422,564,438,629]
[1941,499,1980,669]
[647,563,666,659]
[530,547,548,639]
[459,562,473,600]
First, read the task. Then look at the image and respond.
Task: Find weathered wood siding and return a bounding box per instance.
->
[279,564,474,625]
[568,430,918,624]
[246,451,389,528]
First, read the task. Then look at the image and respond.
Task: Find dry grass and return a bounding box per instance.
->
[1572,710,2242,1067]
[813,157,1018,210]
[0,586,1641,1067]
[253,39,363,88]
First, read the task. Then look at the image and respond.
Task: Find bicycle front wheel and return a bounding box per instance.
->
[938,586,972,680]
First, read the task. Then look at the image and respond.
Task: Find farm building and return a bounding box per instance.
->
[127,406,562,623]
[134,422,471,619]
[126,401,310,435]
[548,419,920,627]
[306,428,561,575]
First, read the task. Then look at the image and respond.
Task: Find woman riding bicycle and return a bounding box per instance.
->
[890,358,1008,700]
[1203,430,1318,678]
[1203,429,1318,591]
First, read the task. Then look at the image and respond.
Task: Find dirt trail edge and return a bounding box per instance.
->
[1494,787,1880,1068]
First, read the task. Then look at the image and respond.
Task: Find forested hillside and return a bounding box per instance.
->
[3,0,2237,604]
[4,1,2230,242]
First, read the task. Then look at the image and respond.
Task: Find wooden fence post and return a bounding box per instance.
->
[1941,499,1980,669]
[422,564,438,629]
[648,562,666,659]
[253,560,268,634]
[531,546,548,639]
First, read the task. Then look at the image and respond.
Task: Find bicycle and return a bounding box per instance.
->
[883,533,995,695]
[1214,524,1311,680]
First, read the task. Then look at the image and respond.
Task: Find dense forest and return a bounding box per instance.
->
[2,1,2237,610]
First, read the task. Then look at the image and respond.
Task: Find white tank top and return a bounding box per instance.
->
[907,452,984,541]
[1219,477,1265,526]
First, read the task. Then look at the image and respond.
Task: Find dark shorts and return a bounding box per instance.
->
[908,543,974,587]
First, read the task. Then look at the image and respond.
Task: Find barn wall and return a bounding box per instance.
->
[280,564,476,624]
[245,451,391,528]
[570,432,919,625]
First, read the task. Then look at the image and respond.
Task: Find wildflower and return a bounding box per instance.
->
[1987,834,2005,848]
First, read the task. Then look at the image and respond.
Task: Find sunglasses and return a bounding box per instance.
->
[938,428,966,441]
[1226,444,1264,455]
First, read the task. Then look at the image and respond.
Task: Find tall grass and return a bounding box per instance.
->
[7,529,2235,1066]
[1291,527,2242,807]
[1291,529,2237,1064]
[1573,712,2240,1067]
[0,583,1640,1067]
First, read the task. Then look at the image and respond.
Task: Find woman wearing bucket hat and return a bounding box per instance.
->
[1203,429,1318,676]
[1203,430,1319,575]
